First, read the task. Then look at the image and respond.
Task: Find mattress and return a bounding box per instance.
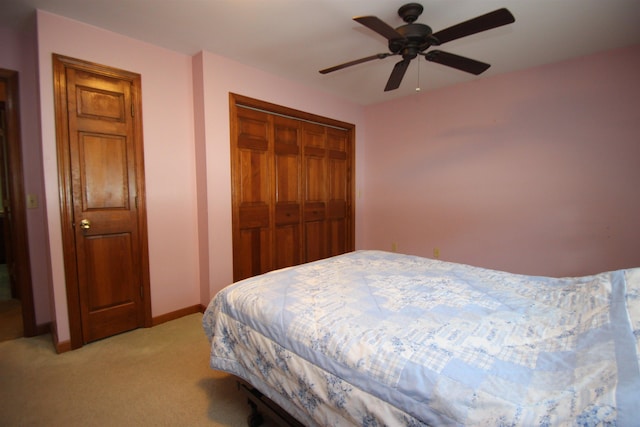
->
[203,250,640,426]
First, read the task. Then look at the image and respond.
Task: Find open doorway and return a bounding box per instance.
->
[0,68,36,342]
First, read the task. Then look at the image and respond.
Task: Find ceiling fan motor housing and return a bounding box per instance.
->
[389,23,433,58]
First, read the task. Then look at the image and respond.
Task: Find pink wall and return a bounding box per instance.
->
[35,11,201,342]
[362,44,640,277]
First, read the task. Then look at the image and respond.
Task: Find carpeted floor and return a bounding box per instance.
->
[0,313,260,426]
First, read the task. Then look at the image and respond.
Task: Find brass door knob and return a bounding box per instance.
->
[80,219,91,230]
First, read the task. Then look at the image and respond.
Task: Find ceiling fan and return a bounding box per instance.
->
[319,3,515,91]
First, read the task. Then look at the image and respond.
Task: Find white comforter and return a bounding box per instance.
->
[203,250,640,426]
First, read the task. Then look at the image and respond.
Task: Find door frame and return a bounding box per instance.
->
[53,54,152,349]
[0,68,37,337]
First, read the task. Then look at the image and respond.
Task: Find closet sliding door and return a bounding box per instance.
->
[230,94,354,282]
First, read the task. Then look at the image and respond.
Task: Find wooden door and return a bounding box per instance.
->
[302,122,327,262]
[302,125,351,261]
[231,110,303,281]
[231,106,273,280]
[273,115,302,270]
[53,55,151,347]
[325,127,351,257]
[230,94,354,282]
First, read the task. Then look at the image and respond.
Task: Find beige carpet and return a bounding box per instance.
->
[0,313,256,426]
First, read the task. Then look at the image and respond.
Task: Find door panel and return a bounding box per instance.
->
[274,224,299,269]
[273,116,301,269]
[303,123,327,262]
[326,128,350,257]
[54,55,150,347]
[235,228,272,281]
[81,133,129,209]
[238,150,269,204]
[83,233,137,339]
[304,220,325,263]
[85,234,133,309]
[233,108,272,280]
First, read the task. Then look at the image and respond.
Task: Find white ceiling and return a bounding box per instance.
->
[2,0,640,105]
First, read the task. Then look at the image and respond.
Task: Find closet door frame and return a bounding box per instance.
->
[229,93,355,281]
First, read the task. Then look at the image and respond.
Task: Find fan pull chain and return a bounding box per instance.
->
[416,58,421,92]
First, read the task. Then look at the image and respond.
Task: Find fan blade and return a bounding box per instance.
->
[353,15,403,40]
[431,8,515,45]
[384,59,411,91]
[425,50,490,75]
[319,53,391,74]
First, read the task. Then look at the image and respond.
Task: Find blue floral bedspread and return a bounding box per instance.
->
[203,250,640,426]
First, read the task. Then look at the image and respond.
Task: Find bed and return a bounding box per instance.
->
[203,250,640,426]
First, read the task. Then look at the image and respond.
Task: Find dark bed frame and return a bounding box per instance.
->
[237,379,306,427]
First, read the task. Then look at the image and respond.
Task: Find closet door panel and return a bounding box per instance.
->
[273,116,302,269]
[238,150,269,204]
[305,157,326,202]
[327,217,347,256]
[274,225,300,269]
[303,121,326,204]
[235,228,272,280]
[302,123,328,261]
[232,108,272,280]
[304,220,326,263]
[326,128,350,257]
